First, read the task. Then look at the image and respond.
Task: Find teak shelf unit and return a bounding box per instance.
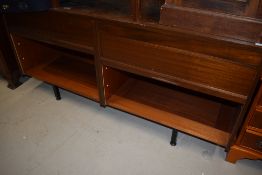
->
[6,0,262,162]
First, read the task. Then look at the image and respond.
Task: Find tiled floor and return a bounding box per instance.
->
[0,77,261,175]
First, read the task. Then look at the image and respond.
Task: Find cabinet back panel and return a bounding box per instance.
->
[11,35,60,73]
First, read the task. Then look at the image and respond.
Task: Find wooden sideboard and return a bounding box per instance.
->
[4,0,262,161]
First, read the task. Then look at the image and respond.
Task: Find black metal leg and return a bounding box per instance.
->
[52,85,61,100]
[170,129,178,146]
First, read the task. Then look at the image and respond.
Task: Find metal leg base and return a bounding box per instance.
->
[52,85,61,100]
[170,129,178,146]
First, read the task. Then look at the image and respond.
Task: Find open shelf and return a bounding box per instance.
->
[26,55,98,101]
[104,67,240,146]
[12,35,99,101]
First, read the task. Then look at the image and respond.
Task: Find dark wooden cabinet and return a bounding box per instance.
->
[4,0,262,161]
[0,14,21,89]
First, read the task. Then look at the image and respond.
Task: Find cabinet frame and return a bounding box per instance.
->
[5,1,262,156]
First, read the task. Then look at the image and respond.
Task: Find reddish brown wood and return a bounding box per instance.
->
[26,56,99,102]
[6,11,96,54]
[99,24,256,104]
[245,0,261,17]
[10,34,60,72]
[8,8,262,61]
[226,145,262,163]
[227,80,262,163]
[216,104,240,133]
[257,0,262,17]
[98,21,262,67]
[93,21,107,106]
[11,34,99,101]
[249,110,262,129]
[102,66,129,100]
[104,72,237,146]
[241,130,262,152]
[132,0,140,21]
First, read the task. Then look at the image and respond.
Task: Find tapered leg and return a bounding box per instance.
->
[170,129,178,146]
[52,85,61,100]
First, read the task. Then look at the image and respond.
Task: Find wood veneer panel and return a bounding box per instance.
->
[6,11,95,53]
[99,23,262,67]
[107,78,238,146]
[11,35,59,73]
[102,66,129,100]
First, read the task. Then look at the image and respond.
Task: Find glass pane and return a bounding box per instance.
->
[60,0,131,15]
[166,0,260,17]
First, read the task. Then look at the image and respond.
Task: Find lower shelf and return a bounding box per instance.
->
[107,78,239,146]
[26,55,99,101]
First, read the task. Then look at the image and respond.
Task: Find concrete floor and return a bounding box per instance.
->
[0,77,261,175]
